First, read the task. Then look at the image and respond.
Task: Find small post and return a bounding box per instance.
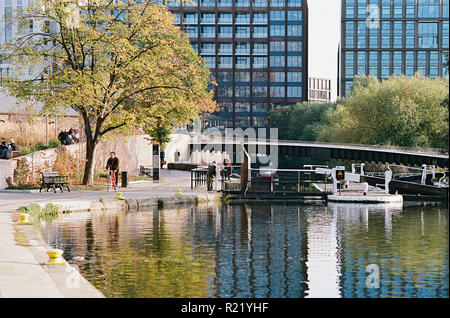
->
[431,165,435,180]
[297,171,300,192]
[332,168,337,194]
[360,163,365,175]
[385,170,392,194]
[421,164,427,185]
[351,163,355,174]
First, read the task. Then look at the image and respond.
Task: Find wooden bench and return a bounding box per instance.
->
[5,150,20,159]
[40,171,71,193]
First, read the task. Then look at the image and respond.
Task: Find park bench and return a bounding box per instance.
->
[40,171,71,193]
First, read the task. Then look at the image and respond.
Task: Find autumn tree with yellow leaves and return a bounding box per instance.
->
[1,0,216,185]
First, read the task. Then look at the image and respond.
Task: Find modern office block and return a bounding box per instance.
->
[340,0,449,96]
[308,77,332,102]
[167,0,308,129]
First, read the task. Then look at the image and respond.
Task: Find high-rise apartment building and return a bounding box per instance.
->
[167,0,308,129]
[340,0,449,97]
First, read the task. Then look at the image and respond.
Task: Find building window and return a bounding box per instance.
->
[270,71,285,82]
[346,0,355,18]
[270,55,285,67]
[190,42,198,52]
[444,0,449,18]
[418,22,438,48]
[218,42,232,54]
[253,86,268,97]
[236,0,250,6]
[357,51,366,75]
[287,86,302,98]
[393,51,402,75]
[218,0,232,7]
[253,26,268,38]
[219,26,232,38]
[405,21,415,48]
[235,116,250,128]
[236,86,251,97]
[184,25,198,37]
[270,10,285,21]
[218,56,233,68]
[288,0,302,7]
[270,86,285,98]
[369,25,378,48]
[270,41,285,52]
[357,21,366,48]
[271,0,286,7]
[406,0,415,17]
[287,71,302,82]
[381,21,390,48]
[287,25,302,37]
[235,102,250,112]
[346,22,355,48]
[201,26,215,38]
[236,72,251,82]
[236,26,250,38]
[201,12,215,23]
[253,0,268,7]
[345,52,354,78]
[236,12,250,24]
[287,56,302,67]
[405,51,415,76]
[253,57,268,68]
[369,52,378,76]
[253,116,267,127]
[382,0,391,18]
[418,0,440,18]
[253,72,268,83]
[270,25,285,37]
[429,52,439,78]
[287,41,302,52]
[417,51,427,75]
[201,42,215,54]
[443,21,449,48]
[218,13,232,24]
[287,10,302,21]
[236,56,250,68]
[442,54,449,76]
[357,0,367,18]
[200,0,215,7]
[381,51,390,78]
[253,43,268,54]
[345,81,353,96]
[253,103,268,113]
[393,0,403,18]
[253,12,268,24]
[393,21,403,48]
[218,72,233,83]
[184,0,198,6]
[184,13,198,24]
[236,42,250,54]
[219,102,233,113]
[203,56,215,68]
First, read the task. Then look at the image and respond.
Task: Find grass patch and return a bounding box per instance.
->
[18,203,72,232]
[19,138,61,156]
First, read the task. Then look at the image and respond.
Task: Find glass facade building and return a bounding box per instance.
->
[340,0,449,96]
[167,0,308,128]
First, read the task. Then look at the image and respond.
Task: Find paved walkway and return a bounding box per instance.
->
[0,169,207,298]
[0,169,206,212]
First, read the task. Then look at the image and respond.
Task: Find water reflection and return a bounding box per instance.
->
[40,202,448,298]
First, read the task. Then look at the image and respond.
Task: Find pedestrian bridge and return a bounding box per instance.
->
[189,139,449,168]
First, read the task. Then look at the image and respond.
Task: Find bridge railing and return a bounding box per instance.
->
[247,168,333,193]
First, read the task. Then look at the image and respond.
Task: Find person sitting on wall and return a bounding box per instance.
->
[9,139,16,151]
[58,130,67,145]
[1,138,8,158]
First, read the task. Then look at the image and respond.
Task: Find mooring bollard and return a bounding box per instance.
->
[45,249,66,266]
[17,213,32,225]
[115,192,125,200]
[176,189,182,195]
[363,182,369,196]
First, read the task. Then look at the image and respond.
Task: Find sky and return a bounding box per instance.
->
[308,0,341,101]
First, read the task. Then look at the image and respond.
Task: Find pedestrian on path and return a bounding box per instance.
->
[207,161,216,191]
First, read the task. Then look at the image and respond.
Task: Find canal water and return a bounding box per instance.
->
[40,203,448,298]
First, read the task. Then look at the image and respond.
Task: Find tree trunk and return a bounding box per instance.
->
[82,137,97,186]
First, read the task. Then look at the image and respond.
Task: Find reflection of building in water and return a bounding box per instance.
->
[331,203,448,298]
[305,206,341,297]
[185,204,308,297]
